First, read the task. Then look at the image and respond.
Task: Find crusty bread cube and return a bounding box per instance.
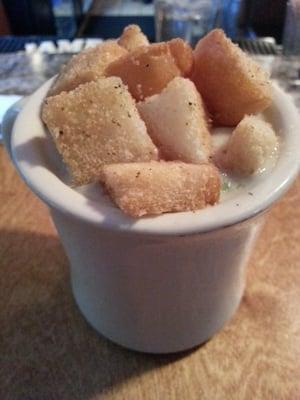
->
[48,41,127,96]
[100,161,220,217]
[138,77,211,163]
[118,24,149,51]
[42,77,158,186]
[105,39,193,101]
[225,115,279,175]
[191,29,272,126]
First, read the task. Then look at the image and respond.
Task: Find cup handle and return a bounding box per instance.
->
[1,97,27,160]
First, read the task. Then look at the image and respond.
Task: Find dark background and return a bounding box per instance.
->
[0,0,288,45]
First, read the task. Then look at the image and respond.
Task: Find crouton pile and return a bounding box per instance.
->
[42,25,278,217]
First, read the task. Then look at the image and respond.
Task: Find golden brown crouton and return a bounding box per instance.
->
[118,24,149,51]
[48,41,127,96]
[100,161,220,217]
[138,77,211,163]
[42,78,158,186]
[225,115,279,175]
[191,29,272,126]
[105,39,193,101]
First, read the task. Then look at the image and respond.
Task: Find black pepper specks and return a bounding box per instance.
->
[112,119,121,127]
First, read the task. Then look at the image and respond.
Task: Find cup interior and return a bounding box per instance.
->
[10,78,300,235]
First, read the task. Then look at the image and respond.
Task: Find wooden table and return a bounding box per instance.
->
[0,144,299,400]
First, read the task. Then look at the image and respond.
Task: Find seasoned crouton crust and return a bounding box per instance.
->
[100,161,220,217]
[138,77,211,163]
[225,115,279,175]
[118,24,149,51]
[42,78,158,186]
[48,41,127,96]
[191,29,272,126]
[105,39,193,100]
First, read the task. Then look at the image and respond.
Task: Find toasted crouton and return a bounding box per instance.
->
[100,161,220,217]
[191,29,272,126]
[138,77,211,163]
[48,41,127,96]
[42,78,158,186]
[105,39,193,101]
[225,115,279,175]
[118,24,149,51]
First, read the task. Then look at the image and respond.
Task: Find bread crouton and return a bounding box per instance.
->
[191,29,272,126]
[138,77,211,163]
[118,24,149,51]
[105,39,193,101]
[225,115,279,175]
[100,161,220,217]
[42,78,158,186]
[48,41,127,96]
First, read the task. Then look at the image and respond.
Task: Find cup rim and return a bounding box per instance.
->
[10,78,300,236]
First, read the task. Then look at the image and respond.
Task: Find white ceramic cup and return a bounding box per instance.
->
[7,79,300,353]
